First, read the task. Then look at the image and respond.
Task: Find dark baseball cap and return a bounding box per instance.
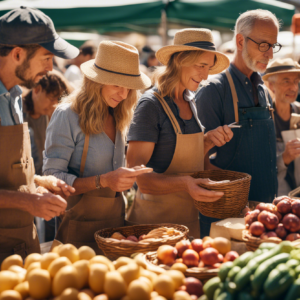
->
[0,6,79,59]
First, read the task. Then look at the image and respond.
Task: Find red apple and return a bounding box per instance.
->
[175,240,191,258]
[223,251,239,262]
[199,247,219,266]
[182,249,199,267]
[191,239,203,253]
[184,277,203,297]
[218,254,224,263]
[126,235,138,242]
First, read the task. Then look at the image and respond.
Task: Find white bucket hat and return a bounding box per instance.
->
[156,28,230,75]
[81,41,151,90]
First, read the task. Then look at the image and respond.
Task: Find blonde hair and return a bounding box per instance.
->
[153,50,205,98]
[62,77,139,135]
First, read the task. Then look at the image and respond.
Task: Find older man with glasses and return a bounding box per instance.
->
[195,9,281,237]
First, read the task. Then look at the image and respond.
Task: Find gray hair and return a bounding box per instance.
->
[234,9,281,38]
[266,74,278,83]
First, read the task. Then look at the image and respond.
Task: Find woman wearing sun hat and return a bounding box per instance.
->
[126,28,232,238]
[43,41,152,252]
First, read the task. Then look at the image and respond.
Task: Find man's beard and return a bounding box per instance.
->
[15,59,47,89]
[242,44,268,73]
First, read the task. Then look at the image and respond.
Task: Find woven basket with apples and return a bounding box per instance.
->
[145,236,239,281]
[243,196,300,251]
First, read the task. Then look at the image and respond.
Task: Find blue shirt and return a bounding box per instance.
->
[43,103,125,186]
[195,63,273,153]
[0,80,23,126]
[127,87,203,173]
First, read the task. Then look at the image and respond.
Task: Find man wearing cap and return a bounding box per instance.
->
[263,58,300,196]
[196,10,280,235]
[0,7,79,261]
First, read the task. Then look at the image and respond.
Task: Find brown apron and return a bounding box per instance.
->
[126,92,204,238]
[55,135,125,253]
[0,122,40,263]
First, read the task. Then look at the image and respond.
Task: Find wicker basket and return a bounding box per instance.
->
[191,170,251,219]
[288,187,300,199]
[242,230,282,251]
[144,251,218,281]
[94,224,189,260]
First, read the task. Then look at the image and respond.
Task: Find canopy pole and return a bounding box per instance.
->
[159,0,169,46]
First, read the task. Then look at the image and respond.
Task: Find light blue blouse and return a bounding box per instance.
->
[43,103,125,187]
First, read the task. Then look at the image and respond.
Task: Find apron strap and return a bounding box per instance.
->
[80,134,90,177]
[153,92,182,134]
[262,85,274,120]
[225,70,239,123]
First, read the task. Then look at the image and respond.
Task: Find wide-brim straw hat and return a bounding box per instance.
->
[81,41,151,90]
[262,58,300,81]
[156,28,230,75]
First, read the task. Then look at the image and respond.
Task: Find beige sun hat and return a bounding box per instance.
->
[81,40,151,90]
[156,28,230,75]
[262,58,300,81]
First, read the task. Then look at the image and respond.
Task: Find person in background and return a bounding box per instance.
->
[0,6,78,262]
[23,71,71,175]
[43,41,152,252]
[126,28,232,239]
[64,40,97,88]
[263,58,300,196]
[195,9,281,236]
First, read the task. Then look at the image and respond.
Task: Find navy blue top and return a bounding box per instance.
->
[195,63,273,154]
[127,87,203,173]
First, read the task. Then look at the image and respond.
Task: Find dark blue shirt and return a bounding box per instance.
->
[127,87,203,173]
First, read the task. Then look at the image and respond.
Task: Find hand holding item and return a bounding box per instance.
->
[100,165,153,192]
[282,138,300,166]
[204,125,234,152]
[184,177,224,202]
[27,193,67,221]
[34,175,76,198]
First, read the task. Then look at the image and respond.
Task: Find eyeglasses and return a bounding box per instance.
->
[247,37,282,54]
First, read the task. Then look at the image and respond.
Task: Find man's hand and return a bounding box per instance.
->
[184,177,224,202]
[101,166,153,192]
[34,175,75,198]
[27,193,67,221]
[282,138,300,166]
[204,125,233,153]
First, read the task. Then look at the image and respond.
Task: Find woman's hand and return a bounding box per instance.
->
[184,177,224,202]
[100,165,153,192]
[34,175,75,199]
[204,125,233,153]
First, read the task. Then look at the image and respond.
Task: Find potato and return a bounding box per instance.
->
[0,290,22,300]
[165,270,185,290]
[277,200,292,214]
[256,203,277,213]
[291,200,300,218]
[27,269,51,300]
[275,223,288,239]
[249,221,265,237]
[153,274,175,300]
[104,271,127,300]
[258,211,279,230]
[260,232,279,240]
[24,254,42,269]
[0,271,20,292]
[14,281,30,299]
[282,214,300,232]
[57,244,79,263]
[73,260,89,289]
[48,256,72,278]
[286,233,300,241]
[140,269,158,284]
[89,256,114,272]
[78,246,96,261]
[59,287,79,300]
[118,263,140,285]
[114,257,134,269]
[127,279,150,300]
[25,262,41,280]
[273,196,292,206]
[78,289,95,300]
[89,263,108,294]
[245,209,260,228]
[1,255,23,271]
[40,252,59,270]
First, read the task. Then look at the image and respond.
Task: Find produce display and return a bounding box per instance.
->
[156,237,239,270]
[108,227,182,243]
[202,241,300,300]
[245,196,300,241]
[0,243,206,300]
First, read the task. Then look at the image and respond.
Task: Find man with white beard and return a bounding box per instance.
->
[195,10,281,237]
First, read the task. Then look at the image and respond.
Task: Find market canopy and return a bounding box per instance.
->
[0,0,296,34]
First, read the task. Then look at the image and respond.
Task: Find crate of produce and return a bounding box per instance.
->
[94,224,189,260]
[144,236,240,282]
[191,170,251,219]
[242,196,300,251]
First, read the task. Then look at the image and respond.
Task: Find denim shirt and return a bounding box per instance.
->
[0,80,23,126]
[43,103,125,187]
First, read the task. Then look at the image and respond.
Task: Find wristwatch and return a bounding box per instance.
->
[95,174,103,189]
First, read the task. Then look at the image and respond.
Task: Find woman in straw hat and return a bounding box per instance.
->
[43,41,152,252]
[126,28,233,238]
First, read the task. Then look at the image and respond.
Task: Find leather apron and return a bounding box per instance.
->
[199,70,277,237]
[55,135,125,254]
[126,92,204,238]
[0,121,40,263]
